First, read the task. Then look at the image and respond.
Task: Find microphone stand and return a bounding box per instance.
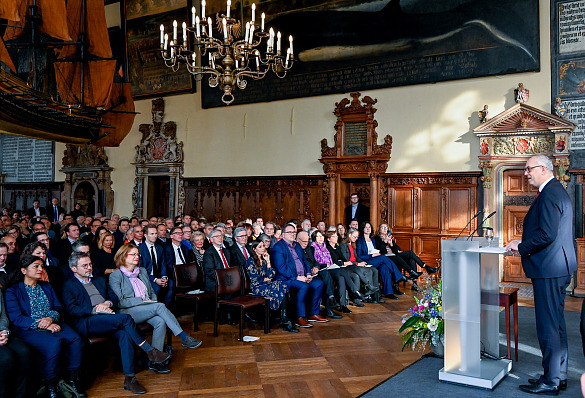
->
[455,210,482,240]
[467,211,496,240]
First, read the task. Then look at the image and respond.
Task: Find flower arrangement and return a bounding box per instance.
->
[398,279,444,352]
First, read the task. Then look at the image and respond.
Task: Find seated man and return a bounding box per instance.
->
[62,251,170,394]
[202,228,231,292]
[272,224,328,328]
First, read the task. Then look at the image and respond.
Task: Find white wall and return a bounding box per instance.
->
[56,0,552,217]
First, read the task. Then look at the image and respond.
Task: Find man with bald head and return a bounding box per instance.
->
[506,155,577,395]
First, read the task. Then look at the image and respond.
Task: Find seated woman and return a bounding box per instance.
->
[123,228,134,244]
[324,231,364,306]
[311,230,366,313]
[92,231,116,279]
[375,224,439,275]
[338,228,383,301]
[0,289,33,398]
[5,255,85,397]
[336,223,347,241]
[109,243,202,374]
[356,222,407,300]
[188,231,206,268]
[245,240,297,333]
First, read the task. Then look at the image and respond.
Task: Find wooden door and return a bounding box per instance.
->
[503,169,537,283]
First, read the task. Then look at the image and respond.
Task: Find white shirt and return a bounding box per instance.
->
[539,176,555,192]
[172,243,185,264]
[145,242,158,276]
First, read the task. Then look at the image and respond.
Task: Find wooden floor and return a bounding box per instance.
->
[86,281,583,398]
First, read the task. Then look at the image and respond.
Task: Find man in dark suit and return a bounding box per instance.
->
[164,226,190,278]
[228,226,250,268]
[82,218,102,251]
[272,224,327,328]
[26,199,46,220]
[62,251,170,394]
[344,193,369,227]
[57,223,80,265]
[47,197,64,225]
[202,228,231,292]
[506,155,577,395]
[0,242,14,289]
[139,224,172,306]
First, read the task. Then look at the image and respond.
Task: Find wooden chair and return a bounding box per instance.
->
[499,287,519,361]
[173,262,215,331]
[213,267,270,341]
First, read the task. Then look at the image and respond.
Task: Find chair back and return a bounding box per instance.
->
[241,265,251,293]
[174,262,203,291]
[215,266,242,296]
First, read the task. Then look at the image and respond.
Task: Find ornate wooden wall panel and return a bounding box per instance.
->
[381,172,480,268]
[1,183,64,212]
[183,177,326,225]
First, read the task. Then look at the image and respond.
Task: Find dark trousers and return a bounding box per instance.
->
[289,278,324,318]
[16,323,83,380]
[580,297,585,356]
[153,281,174,307]
[86,313,145,376]
[314,270,335,304]
[397,250,425,270]
[367,256,404,295]
[532,276,571,386]
[388,254,416,275]
[0,336,33,397]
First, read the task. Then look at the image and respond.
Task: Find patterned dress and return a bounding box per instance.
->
[245,258,289,310]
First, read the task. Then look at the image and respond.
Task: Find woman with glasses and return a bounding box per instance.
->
[356,222,407,300]
[92,231,117,279]
[109,243,202,374]
[5,255,85,397]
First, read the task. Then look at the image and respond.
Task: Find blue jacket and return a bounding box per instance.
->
[356,236,377,261]
[271,239,311,282]
[61,276,118,337]
[5,282,63,332]
[519,178,578,278]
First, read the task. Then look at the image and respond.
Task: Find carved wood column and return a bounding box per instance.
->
[369,172,379,227]
[327,173,337,226]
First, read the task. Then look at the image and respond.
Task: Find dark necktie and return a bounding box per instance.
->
[53,206,58,222]
[150,245,159,277]
[177,247,185,264]
[536,191,540,199]
[219,248,229,269]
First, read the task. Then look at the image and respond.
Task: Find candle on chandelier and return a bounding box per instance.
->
[170,40,175,57]
[277,31,281,55]
[202,0,206,19]
[244,22,250,43]
[208,17,212,38]
[226,0,231,18]
[269,28,274,52]
[160,24,164,47]
[222,18,228,40]
[248,24,254,44]
[211,55,215,68]
[196,16,200,38]
[182,22,187,45]
[285,48,290,66]
[164,33,168,50]
[235,59,238,69]
[252,3,256,23]
[261,13,265,31]
[192,53,196,67]
[173,20,177,42]
[289,35,293,56]
[256,56,260,70]
[192,6,196,26]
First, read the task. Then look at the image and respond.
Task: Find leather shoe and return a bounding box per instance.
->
[385,294,399,300]
[340,305,352,313]
[528,379,566,391]
[519,383,559,395]
[281,321,299,333]
[353,299,365,307]
[354,291,367,301]
[146,348,171,364]
[326,309,342,319]
[308,314,329,323]
[425,265,440,274]
[295,317,313,328]
[149,361,171,374]
[392,284,405,295]
[182,336,203,349]
[409,270,422,278]
[124,376,147,394]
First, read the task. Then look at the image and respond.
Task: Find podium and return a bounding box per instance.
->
[439,238,512,389]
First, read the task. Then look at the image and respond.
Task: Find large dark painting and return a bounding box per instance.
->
[124,0,194,98]
[202,0,539,108]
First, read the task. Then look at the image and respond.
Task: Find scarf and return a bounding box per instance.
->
[311,242,333,265]
[120,266,147,300]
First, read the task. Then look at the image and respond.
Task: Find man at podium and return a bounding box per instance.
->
[506,155,577,395]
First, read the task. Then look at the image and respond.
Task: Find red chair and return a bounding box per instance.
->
[213,267,270,341]
[173,262,214,331]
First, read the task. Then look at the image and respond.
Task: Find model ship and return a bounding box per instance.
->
[0,0,135,146]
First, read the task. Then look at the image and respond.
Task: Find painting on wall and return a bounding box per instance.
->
[202,0,540,108]
[124,0,194,98]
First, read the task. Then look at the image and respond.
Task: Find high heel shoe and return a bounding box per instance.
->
[424,265,440,274]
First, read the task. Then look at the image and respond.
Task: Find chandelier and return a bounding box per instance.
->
[160,1,294,105]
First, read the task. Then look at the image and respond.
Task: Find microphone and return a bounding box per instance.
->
[467,211,496,240]
[455,210,482,240]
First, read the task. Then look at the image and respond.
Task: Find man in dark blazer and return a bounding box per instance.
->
[202,228,232,292]
[26,199,46,220]
[506,155,577,395]
[164,226,190,279]
[344,193,369,227]
[272,224,327,328]
[62,251,170,394]
[57,223,80,265]
[47,197,64,224]
[139,224,173,306]
[228,226,251,268]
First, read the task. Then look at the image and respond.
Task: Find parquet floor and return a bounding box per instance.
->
[85,282,583,398]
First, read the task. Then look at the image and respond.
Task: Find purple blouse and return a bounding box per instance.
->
[311,242,333,266]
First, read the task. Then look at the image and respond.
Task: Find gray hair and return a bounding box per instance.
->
[72,241,90,253]
[69,250,90,269]
[348,228,359,236]
[216,222,227,229]
[233,226,246,237]
[210,227,224,239]
[532,155,554,172]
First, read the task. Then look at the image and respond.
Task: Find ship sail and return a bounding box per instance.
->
[3,0,71,42]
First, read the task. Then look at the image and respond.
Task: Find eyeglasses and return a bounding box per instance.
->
[211,235,223,239]
[236,235,247,238]
[283,230,296,234]
[172,232,184,235]
[127,253,140,257]
[76,263,92,269]
[524,165,542,173]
